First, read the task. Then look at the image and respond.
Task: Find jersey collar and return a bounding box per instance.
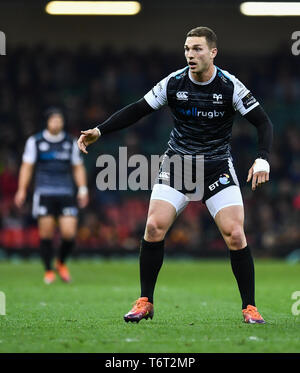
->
[188,65,217,86]
[43,129,66,143]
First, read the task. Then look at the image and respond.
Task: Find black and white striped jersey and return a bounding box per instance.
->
[144,65,259,160]
[22,130,83,196]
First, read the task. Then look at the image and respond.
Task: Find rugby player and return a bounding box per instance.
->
[78,27,273,324]
[15,107,89,284]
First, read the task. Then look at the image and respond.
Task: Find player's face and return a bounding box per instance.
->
[47,114,64,135]
[184,36,217,74]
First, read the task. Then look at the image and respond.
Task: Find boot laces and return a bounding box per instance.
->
[245,305,261,319]
[132,298,149,311]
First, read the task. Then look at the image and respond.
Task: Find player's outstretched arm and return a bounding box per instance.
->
[77,98,155,154]
[243,105,273,191]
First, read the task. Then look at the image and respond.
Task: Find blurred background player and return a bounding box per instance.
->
[15,107,89,284]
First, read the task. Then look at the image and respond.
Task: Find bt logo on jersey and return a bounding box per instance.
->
[176,107,225,119]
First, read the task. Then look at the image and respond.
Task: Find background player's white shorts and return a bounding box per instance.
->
[150,184,243,219]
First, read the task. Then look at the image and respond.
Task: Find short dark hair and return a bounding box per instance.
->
[44,106,64,121]
[186,27,217,49]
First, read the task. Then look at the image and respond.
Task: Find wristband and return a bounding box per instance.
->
[78,186,88,195]
[253,158,270,174]
[95,127,101,137]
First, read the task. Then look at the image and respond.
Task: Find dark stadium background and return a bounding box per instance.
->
[0,0,299,259]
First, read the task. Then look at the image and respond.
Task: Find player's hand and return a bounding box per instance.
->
[77,193,89,208]
[77,128,100,154]
[14,189,27,208]
[77,186,89,208]
[247,159,270,191]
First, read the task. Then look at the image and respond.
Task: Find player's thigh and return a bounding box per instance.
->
[145,183,189,239]
[144,199,177,240]
[38,216,56,239]
[205,184,246,244]
[214,205,247,249]
[58,216,78,240]
[146,199,177,227]
[214,204,245,235]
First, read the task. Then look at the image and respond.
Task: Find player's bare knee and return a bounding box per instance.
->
[145,219,167,242]
[61,232,76,241]
[60,226,76,240]
[39,228,55,240]
[39,233,54,240]
[222,224,244,249]
[227,226,245,250]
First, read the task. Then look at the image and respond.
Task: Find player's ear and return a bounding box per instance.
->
[211,48,218,59]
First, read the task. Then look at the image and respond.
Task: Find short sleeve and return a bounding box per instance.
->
[22,136,37,164]
[71,139,83,165]
[143,76,169,110]
[232,77,259,116]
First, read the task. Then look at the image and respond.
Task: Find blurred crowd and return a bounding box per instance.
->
[0,44,300,257]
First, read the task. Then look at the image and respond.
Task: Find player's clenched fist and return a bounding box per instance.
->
[77,128,101,154]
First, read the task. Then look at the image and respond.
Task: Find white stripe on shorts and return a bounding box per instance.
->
[32,192,40,218]
[228,157,240,186]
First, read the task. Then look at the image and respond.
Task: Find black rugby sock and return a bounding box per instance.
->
[40,239,54,271]
[229,246,255,309]
[139,238,164,304]
[59,239,74,264]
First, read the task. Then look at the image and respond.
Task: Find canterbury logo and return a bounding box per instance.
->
[176,91,188,101]
[159,171,170,180]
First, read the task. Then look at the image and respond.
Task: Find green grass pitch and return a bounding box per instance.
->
[0,258,299,353]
